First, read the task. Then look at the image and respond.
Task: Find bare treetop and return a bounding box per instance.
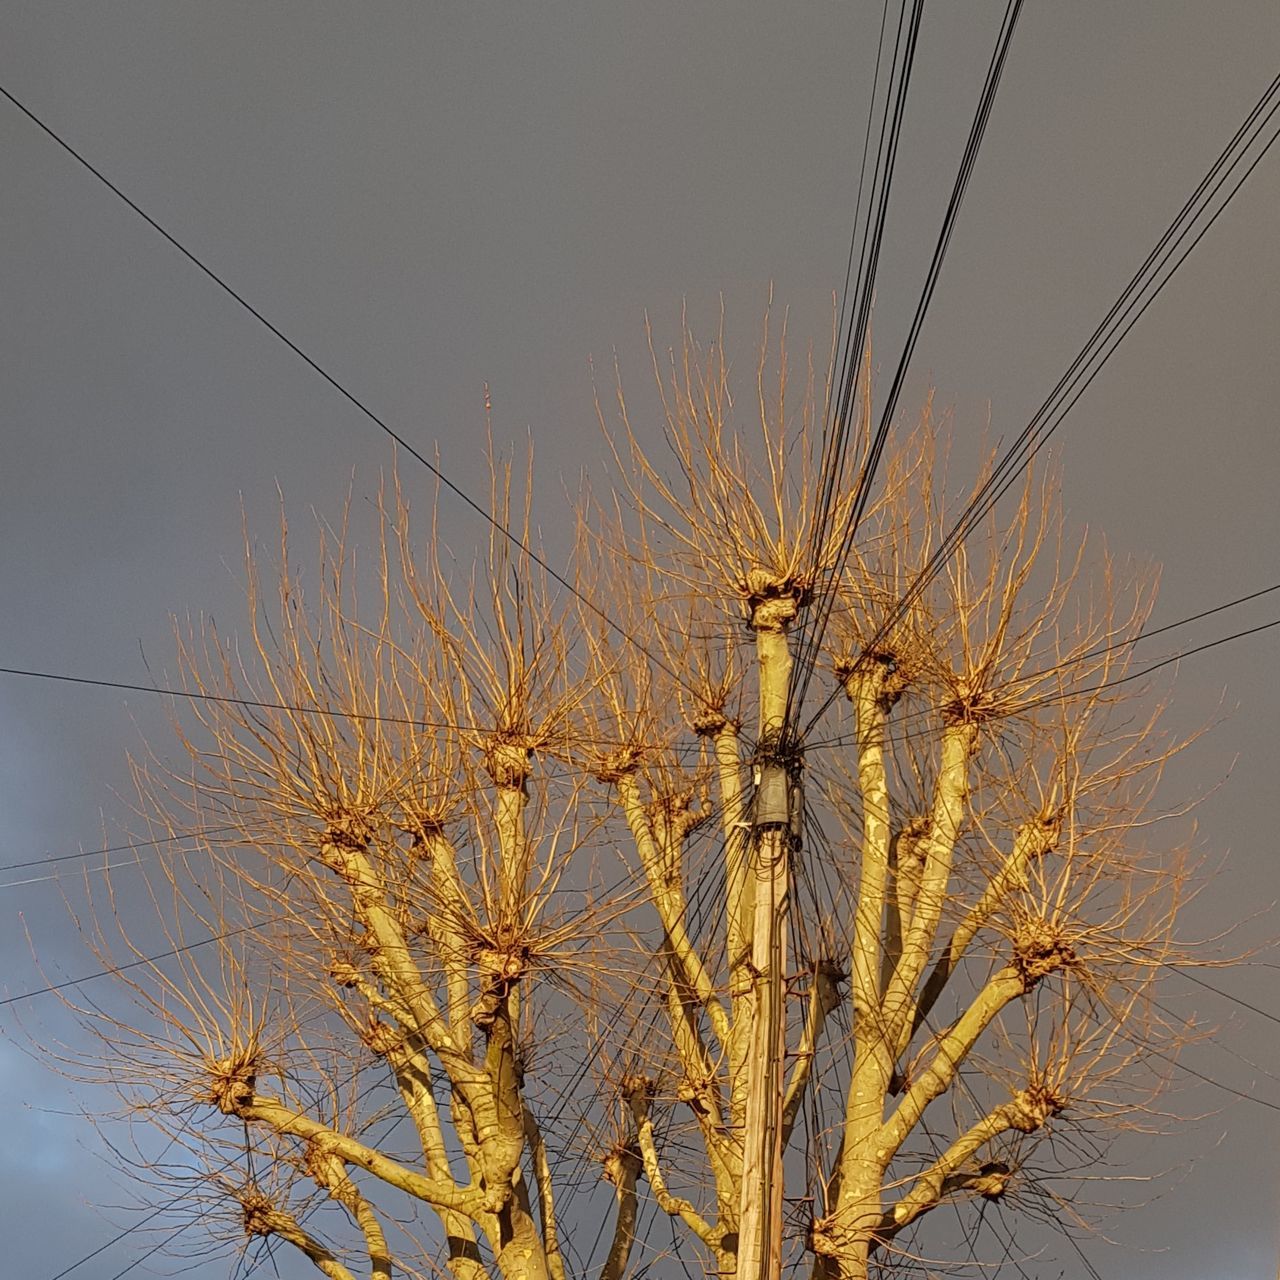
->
[55,311,1198,1280]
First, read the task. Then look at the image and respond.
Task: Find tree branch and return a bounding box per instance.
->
[234,1092,482,1213]
[847,667,894,1026]
[900,813,1059,1060]
[880,721,977,1048]
[421,829,476,1039]
[627,1087,724,1249]
[308,1145,394,1280]
[600,1142,642,1280]
[384,1041,493,1280]
[878,1104,1019,1239]
[243,1198,357,1280]
[880,968,1024,1156]
[781,960,841,1144]
[524,1105,568,1280]
[320,836,458,1057]
[617,774,729,1048]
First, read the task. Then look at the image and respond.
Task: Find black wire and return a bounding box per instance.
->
[801,68,1280,739]
[811,77,1280,744]
[0,80,699,704]
[0,924,254,1008]
[790,0,1025,734]
[806,581,1280,751]
[104,1214,211,1280]
[1080,579,1280,657]
[0,661,668,757]
[804,0,922,646]
[824,0,894,458]
[1141,1037,1280,1113]
[0,825,241,874]
[800,0,925,712]
[865,69,1280,662]
[807,0,898,585]
[1165,963,1280,1030]
[1010,614,1280,716]
[48,1196,186,1280]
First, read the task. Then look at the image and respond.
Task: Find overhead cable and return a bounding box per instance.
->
[802,67,1280,738]
[0,80,695,701]
[790,0,1024,732]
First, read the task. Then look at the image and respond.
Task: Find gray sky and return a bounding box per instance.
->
[2,3,1279,1277]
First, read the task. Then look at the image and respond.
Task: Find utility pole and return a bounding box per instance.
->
[739,594,802,1280]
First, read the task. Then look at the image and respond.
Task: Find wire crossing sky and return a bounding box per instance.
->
[1,6,1278,1280]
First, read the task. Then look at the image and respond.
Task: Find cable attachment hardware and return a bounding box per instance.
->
[752,752,805,850]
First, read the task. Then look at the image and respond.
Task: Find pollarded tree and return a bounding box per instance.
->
[57,310,1195,1280]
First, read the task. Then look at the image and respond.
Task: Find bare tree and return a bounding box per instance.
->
[56,309,1197,1280]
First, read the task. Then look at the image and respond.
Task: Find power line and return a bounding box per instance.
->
[1140,1038,1280,1115]
[869,68,1280,651]
[789,0,1024,732]
[802,0,924,670]
[0,660,673,756]
[0,825,239,875]
[800,65,1280,738]
[808,610,1280,753]
[103,1217,198,1280]
[0,662,451,727]
[0,80,696,704]
[1012,614,1280,716]
[0,924,252,1008]
[1,855,147,890]
[49,1181,208,1280]
[801,577,1280,743]
[1165,962,1280,1031]
[1072,578,1280,666]
[975,578,1280,714]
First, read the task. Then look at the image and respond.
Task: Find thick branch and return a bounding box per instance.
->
[421,829,475,1039]
[781,961,840,1145]
[658,949,741,1210]
[324,835,514,1213]
[880,721,977,1047]
[478,998,529,1210]
[902,814,1058,1058]
[385,1037,459,1180]
[617,774,729,1047]
[829,666,911,1239]
[250,1203,357,1280]
[309,1146,394,1280]
[235,1092,481,1213]
[320,838,458,1058]
[877,1104,1020,1239]
[524,1105,568,1280]
[386,1040,492,1280]
[881,968,1023,1156]
[715,719,757,1131]
[600,1143,642,1280]
[488,757,532,916]
[848,668,893,1024]
[628,1090,724,1249]
[712,721,749,972]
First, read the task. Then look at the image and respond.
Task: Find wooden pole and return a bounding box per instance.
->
[736,818,789,1280]
[739,589,798,1280]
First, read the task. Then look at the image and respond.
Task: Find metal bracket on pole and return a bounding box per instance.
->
[753,756,804,848]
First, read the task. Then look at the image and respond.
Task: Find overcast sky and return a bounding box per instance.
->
[2,4,1280,1278]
